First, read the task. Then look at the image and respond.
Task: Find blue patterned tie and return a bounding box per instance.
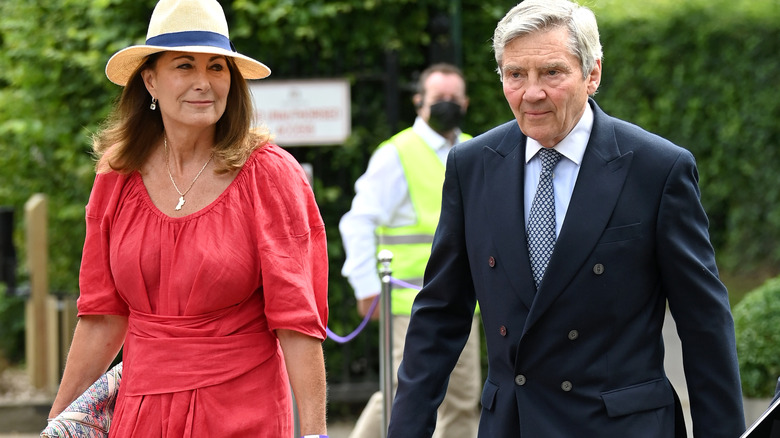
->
[527,148,563,288]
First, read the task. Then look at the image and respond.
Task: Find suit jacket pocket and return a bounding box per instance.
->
[601,378,674,417]
[599,222,643,244]
[481,379,499,412]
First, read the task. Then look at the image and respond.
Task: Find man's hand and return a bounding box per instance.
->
[357,295,381,320]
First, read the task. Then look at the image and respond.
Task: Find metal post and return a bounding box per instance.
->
[0,207,16,295]
[377,249,394,437]
[291,386,300,438]
[451,0,463,68]
[384,50,399,135]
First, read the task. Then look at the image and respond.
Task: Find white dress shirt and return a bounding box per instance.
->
[340,117,465,299]
[524,104,594,236]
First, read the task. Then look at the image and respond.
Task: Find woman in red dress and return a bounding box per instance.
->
[46,0,329,436]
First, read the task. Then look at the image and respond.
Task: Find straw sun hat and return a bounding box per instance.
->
[105,0,271,86]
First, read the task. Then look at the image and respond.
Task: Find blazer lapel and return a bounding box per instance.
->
[483,122,538,310]
[524,101,634,333]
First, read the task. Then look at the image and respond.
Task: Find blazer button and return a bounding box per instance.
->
[593,263,605,275]
[488,256,496,268]
[561,381,573,392]
[568,330,579,340]
[499,325,507,337]
[515,374,527,386]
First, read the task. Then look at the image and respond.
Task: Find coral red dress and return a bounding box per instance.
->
[76,144,328,438]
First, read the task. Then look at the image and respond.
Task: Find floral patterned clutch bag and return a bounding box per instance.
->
[41,362,123,438]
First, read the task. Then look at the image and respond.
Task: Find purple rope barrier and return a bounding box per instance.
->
[325,277,422,343]
[326,293,380,343]
[389,277,421,291]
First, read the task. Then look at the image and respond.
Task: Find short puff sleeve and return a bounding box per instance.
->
[250,145,329,340]
[77,171,131,317]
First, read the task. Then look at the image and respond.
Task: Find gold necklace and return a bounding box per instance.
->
[163,135,214,211]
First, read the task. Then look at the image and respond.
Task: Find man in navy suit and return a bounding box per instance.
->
[387,0,746,437]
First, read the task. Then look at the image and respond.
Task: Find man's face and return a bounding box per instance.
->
[416,72,469,124]
[500,26,601,148]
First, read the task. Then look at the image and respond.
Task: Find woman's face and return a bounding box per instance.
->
[142,51,231,132]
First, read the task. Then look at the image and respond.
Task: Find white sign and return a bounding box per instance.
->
[249,79,351,146]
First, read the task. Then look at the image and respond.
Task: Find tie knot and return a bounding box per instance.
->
[538,148,562,172]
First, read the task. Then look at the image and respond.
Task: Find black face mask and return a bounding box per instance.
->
[427,100,464,133]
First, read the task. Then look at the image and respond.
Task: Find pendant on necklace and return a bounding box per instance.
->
[175,196,186,211]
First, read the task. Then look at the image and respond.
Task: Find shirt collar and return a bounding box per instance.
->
[413,117,464,151]
[525,103,594,165]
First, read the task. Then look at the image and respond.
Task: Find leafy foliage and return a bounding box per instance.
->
[0,0,157,293]
[734,276,780,397]
[591,0,780,273]
[0,0,778,402]
[0,288,24,363]
[0,0,517,392]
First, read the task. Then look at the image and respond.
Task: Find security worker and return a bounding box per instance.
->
[340,63,481,438]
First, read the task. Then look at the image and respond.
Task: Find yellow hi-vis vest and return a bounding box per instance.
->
[376,128,472,315]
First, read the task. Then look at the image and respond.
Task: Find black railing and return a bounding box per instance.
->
[0,207,16,296]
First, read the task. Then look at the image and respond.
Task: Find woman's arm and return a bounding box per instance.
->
[48,314,128,418]
[277,329,327,436]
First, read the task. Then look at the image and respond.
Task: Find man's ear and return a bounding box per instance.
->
[587,59,602,95]
[413,94,422,109]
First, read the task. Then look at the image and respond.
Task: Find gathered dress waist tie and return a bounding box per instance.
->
[122,299,277,397]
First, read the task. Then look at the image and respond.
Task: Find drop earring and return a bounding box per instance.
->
[150,97,157,110]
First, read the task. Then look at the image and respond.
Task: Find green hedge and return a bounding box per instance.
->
[591,0,780,273]
[0,0,778,394]
[734,276,780,398]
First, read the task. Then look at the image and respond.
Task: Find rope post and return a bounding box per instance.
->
[377,249,394,437]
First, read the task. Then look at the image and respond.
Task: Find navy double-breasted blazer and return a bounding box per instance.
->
[388,100,745,437]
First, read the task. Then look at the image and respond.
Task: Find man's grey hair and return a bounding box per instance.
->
[492,0,603,81]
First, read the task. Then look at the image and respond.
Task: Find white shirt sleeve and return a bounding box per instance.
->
[339,142,416,300]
